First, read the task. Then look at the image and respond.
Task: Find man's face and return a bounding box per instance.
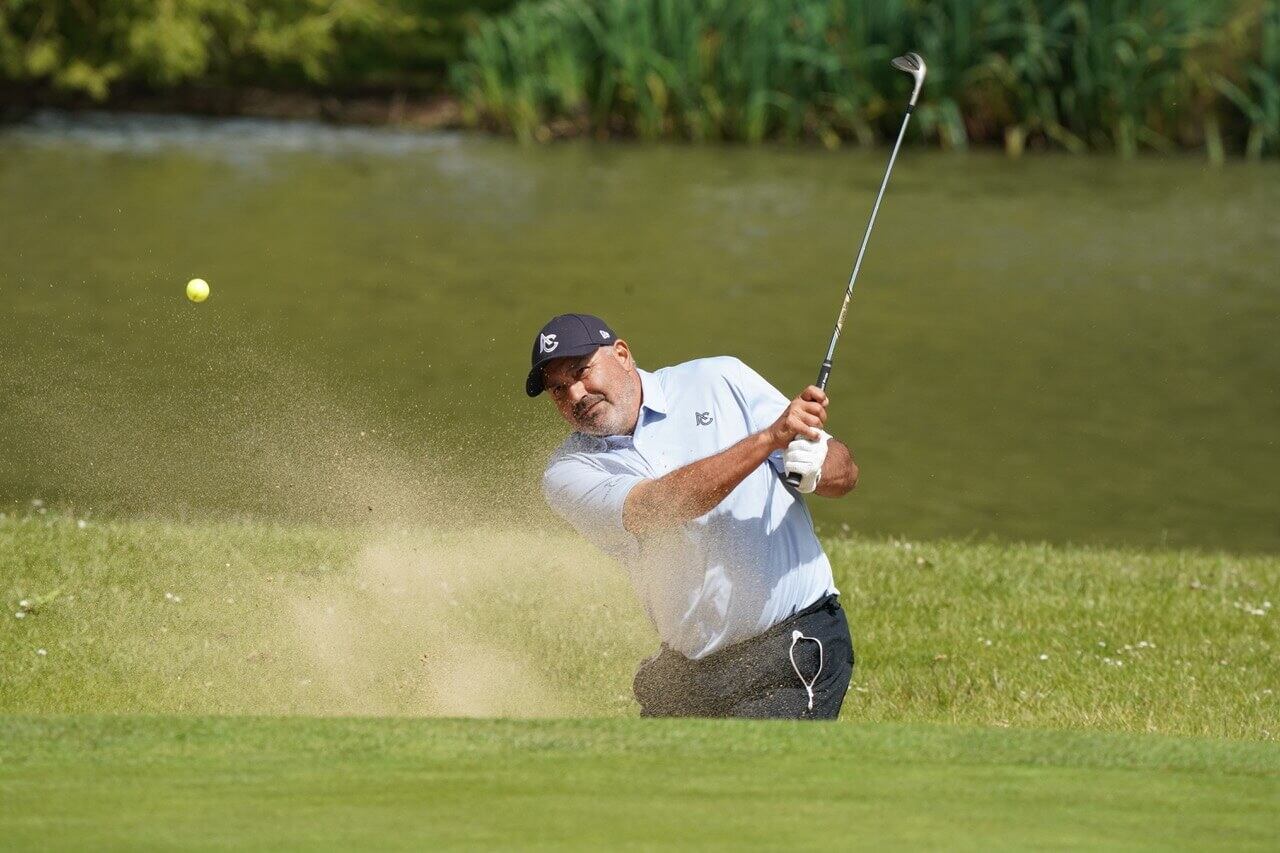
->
[543,340,640,436]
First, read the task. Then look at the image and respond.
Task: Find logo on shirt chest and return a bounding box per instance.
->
[695,411,713,426]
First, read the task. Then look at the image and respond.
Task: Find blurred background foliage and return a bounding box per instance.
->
[1,0,1277,157]
[0,0,515,97]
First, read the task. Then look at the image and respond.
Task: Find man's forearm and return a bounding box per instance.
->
[814,438,858,497]
[623,432,776,534]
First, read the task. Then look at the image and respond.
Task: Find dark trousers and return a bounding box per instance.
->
[632,594,854,719]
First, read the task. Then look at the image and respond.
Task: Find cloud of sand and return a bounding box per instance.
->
[289,529,649,717]
[16,323,654,716]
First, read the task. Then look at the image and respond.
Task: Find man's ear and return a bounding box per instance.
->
[612,338,633,367]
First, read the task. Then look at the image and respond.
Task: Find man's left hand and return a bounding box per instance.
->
[784,432,830,494]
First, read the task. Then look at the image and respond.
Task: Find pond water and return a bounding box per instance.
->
[2,111,1277,552]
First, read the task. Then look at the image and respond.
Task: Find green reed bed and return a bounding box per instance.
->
[453,0,1280,157]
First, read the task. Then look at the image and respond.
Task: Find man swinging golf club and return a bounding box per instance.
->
[528,314,858,718]
[529,53,925,719]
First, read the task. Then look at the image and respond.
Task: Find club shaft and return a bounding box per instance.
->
[815,105,915,390]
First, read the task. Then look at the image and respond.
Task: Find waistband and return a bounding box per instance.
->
[684,593,842,665]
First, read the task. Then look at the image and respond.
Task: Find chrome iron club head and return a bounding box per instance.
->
[891,52,927,105]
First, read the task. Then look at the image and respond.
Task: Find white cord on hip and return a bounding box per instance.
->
[789,629,825,712]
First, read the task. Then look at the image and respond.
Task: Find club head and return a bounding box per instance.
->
[891,52,927,104]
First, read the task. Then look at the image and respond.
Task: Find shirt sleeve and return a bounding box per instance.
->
[542,455,644,560]
[731,358,791,475]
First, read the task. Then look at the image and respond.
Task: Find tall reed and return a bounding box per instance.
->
[1215,0,1280,158]
[452,0,1279,157]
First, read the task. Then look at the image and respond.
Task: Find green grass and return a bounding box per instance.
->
[3,512,1277,846]
[1,716,1277,850]
[3,512,1277,737]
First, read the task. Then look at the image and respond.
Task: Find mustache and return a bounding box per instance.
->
[573,395,607,419]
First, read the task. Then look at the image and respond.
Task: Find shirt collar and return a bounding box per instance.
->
[637,368,667,417]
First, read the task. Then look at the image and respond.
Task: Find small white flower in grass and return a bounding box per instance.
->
[36,648,46,656]
[77,519,87,530]
[19,599,31,610]
[14,611,25,619]
[1038,653,1049,661]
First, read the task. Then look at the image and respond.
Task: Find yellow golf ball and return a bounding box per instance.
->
[186,278,210,303]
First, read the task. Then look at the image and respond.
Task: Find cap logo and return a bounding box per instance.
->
[599,330,610,339]
[539,333,559,354]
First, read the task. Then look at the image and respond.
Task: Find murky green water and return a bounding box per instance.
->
[3,112,1278,551]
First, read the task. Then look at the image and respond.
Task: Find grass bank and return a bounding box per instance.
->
[2,512,1276,738]
[1,716,1277,849]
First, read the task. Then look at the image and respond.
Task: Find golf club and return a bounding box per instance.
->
[786,51,926,488]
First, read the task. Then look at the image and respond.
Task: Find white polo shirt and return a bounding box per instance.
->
[542,356,837,659]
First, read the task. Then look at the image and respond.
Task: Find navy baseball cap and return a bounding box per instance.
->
[526,313,617,397]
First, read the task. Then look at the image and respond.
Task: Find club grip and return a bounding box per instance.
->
[786,359,834,488]
[815,359,832,390]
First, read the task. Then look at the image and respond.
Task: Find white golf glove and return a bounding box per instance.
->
[784,430,831,494]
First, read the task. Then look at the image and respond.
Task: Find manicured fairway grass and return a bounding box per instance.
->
[2,716,1278,850]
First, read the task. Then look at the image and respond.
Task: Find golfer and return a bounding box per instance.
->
[528,313,859,719]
